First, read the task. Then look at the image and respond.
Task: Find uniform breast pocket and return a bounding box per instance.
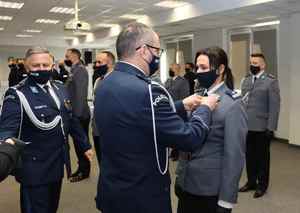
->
[34,107,58,122]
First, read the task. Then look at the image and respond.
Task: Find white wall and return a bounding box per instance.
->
[277,16,291,140]
[286,13,300,145]
[192,28,224,57]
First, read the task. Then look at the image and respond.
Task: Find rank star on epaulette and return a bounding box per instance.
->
[153,94,169,106]
[226,90,241,100]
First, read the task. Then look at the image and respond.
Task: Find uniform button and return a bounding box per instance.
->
[32,157,37,161]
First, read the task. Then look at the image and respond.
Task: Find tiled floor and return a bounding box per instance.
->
[1,141,300,213]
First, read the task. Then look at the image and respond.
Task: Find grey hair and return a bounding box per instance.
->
[116,22,155,60]
[25,47,50,60]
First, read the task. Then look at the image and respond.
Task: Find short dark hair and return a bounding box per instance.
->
[102,51,116,65]
[68,48,81,59]
[185,62,194,69]
[116,22,154,60]
[251,53,266,62]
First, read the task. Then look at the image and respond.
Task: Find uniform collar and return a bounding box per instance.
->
[116,61,148,78]
[207,81,225,95]
[253,70,265,79]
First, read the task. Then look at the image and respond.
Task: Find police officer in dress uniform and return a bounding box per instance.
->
[0,47,93,213]
[239,53,280,198]
[175,47,247,213]
[94,23,219,213]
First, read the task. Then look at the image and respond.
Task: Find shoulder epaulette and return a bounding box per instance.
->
[53,80,64,85]
[12,79,26,90]
[225,90,241,100]
[267,73,275,79]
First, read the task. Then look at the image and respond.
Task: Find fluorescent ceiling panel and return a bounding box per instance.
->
[0,1,24,9]
[0,15,13,20]
[120,14,146,19]
[24,29,41,33]
[155,1,187,8]
[49,7,76,14]
[16,34,33,37]
[35,19,60,24]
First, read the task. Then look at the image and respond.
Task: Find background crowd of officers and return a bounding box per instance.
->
[2,23,280,213]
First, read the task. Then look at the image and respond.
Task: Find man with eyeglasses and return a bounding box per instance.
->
[94,23,219,213]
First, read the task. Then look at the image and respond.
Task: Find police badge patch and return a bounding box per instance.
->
[153,94,169,106]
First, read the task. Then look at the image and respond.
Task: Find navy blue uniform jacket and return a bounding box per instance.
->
[94,62,212,213]
[0,77,91,186]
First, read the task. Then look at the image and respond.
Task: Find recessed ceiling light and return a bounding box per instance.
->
[119,14,147,20]
[101,8,113,14]
[49,7,77,14]
[24,29,41,33]
[0,1,24,9]
[35,19,60,24]
[0,27,4,30]
[256,16,277,20]
[16,34,33,38]
[64,36,77,40]
[154,1,187,8]
[0,15,13,21]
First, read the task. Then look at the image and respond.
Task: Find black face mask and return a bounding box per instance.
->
[64,59,72,67]
[196,69,219,89]
[185,68,192,73]
[169,69,175,77]
[94,64,108,76]
[29,70,52,84]
[148,51,160,76]
[250,65,260,75]
[8,64,15,69]
[59,65,66,71]
[18,63,25,70]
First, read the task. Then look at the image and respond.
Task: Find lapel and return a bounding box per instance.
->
[51,82,65,110]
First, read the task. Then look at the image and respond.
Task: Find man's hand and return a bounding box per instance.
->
[84,149,94,162]
[5,138,15,145]
[201,94,219,111]
[182,94,203,111]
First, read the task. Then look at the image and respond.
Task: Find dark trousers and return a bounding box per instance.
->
[246,131,271,191]
[93,136,101,165]
[73,117,91,174]
[20,181,62,213]
[175,184,218,213]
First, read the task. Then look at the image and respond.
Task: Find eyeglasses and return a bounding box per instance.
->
[136,44,164,57]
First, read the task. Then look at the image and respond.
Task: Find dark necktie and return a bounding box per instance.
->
[254,76,257,83]
[43,85,57,108]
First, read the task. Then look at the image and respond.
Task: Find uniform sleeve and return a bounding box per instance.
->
[0,89,21,141]
[140,85,212,152]
[69,116,91,152]
[72,67,89,118]
[0,142,20,182]
[219,101,247,203]
[268,79,281,131]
